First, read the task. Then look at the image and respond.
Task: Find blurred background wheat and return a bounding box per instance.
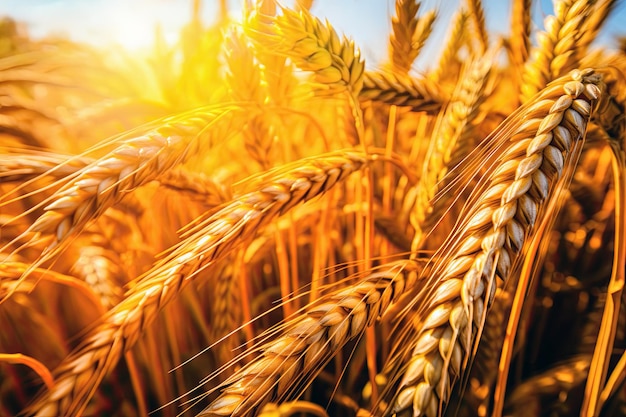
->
[1,1,626,416]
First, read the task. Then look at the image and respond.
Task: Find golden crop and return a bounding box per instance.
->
[0,1,625,416]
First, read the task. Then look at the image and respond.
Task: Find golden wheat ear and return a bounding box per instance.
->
[520,0,595,102]
[359,71,446,115]
[388,0,437,75]
[198,260,420,417]
[386,69,603,416]
[0,106,242,300]
[248,6,364,98]
[410,50,496,251]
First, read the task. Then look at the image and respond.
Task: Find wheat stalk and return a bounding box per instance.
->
[389,69,603,416]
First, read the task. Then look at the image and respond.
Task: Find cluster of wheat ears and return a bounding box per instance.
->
[1,0,626,416]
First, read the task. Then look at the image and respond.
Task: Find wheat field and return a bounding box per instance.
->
[1,0,625,416]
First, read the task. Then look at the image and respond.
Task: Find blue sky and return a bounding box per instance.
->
[2,0,625,68]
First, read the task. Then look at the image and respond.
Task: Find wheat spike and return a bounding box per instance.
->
[359,71,446,114]
[71,236,126,309]
[210,261,244,366]
[295,0,313,11]
[0,261,105,314]
[413,10,437,59]
[0,151,91,183]
[389,69,603,416]
[255,7,364,97]
[25,151,367,417]
[257,400,329,417]
[4,1,626,415]
[508,0,532,91]
[504,356,590,416]
[158,167,232,207]
[510,0,532,65]
[199,260,420,416]
[432,10,468,83]
[388,1,437,74]
[578,0,618,60]
[224,24,278,170]
[389,0,421,74]
[466,0,488,55]
[410,53,494,251]
[456,288,512,415]
[1,108,238,268]
[520,0,594,102]
[244,11,298,109]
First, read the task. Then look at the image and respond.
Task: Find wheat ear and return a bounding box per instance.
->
[520,0,594,102]
[389,69,603,416]
[71,237,125,309]
[504,356,590,416]
[359,71,446,114]
[158,167,231,207]
[225,27,265,104]
[508,0,531,90]
[2,108,237,264]
[410,53,494,251]
[224,26,275,169]
[510,0,531,65]
[0,151,91,183]
[223,23,279,169]
[388,0,436,74]
[25,151,367,417]
[432,10,468,83]
[199,260,420,417]
[389,0,421,74]
[456,288,512,414]
[210,262,244,366]
[578,0,618,61]
[256,7,364,97]
[258,401,329,417]
[466,0,488,55]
